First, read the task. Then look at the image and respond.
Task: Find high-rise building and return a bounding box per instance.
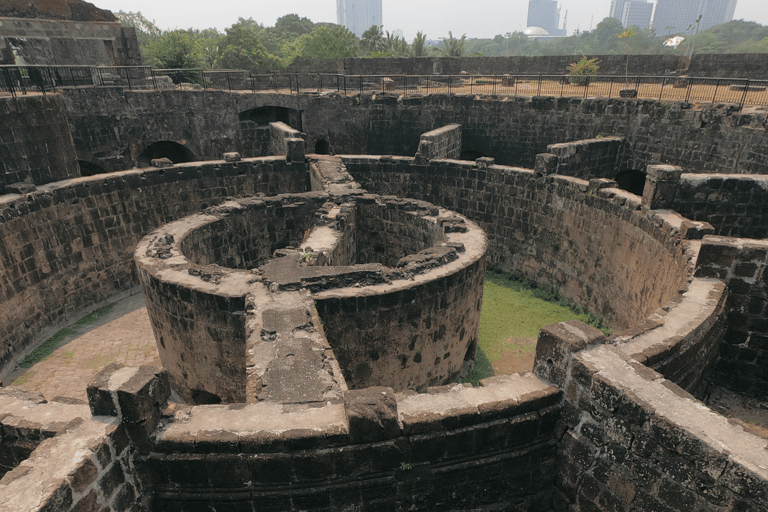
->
[527,0,564,36]
[609,0,630,20]
[336,0,383,38]
[620,1,654,29]
[652,0,738,36]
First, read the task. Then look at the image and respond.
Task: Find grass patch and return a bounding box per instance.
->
[463,270,610,386]
[12,370,37,386]
[18,304,114,368]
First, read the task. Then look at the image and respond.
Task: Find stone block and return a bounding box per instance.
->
[286,138,305,163]
[151,158,174,168]
[642,165,683,210]
[5,182,37,194]
[680,220,715,240]
[223,152,241,162]
[533,320,605,386]
[344,386,400,444]
[87,364,170,452]
[534,153,558,177]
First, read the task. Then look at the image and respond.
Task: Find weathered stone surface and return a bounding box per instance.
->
[534,320,606,386]
[344,387,400,443]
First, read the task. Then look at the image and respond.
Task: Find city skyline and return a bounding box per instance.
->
[93,0,766,41]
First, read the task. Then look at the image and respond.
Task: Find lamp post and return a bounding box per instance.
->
[687,15,702,59]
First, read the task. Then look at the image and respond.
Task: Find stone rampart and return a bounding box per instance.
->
[145,373,560,511]
[0,387,144,512]
[135,192,487,400]
[695,237,768,399]
[536,321,768,512]
[0,94,79,193]
[51,90,768,180]
[687,53,768,80]
[343,156,694,330]
[0,17,141,66]
[415,123,461,162]
[283,55,685,77]
[538,136,624,180]
[0,158,308,384]
[670,173,768,239]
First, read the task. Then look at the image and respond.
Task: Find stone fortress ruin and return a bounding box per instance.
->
[2,5,768,511]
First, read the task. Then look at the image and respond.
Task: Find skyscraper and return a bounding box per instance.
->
[609,0,630,20]
[336,0,383,38]
[652,0,738,35]
[620,1,654,29]
[527,0,564,36]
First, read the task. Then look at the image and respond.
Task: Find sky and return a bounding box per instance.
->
[95,0,768,41]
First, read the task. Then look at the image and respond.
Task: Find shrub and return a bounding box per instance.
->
[567,55,600,85]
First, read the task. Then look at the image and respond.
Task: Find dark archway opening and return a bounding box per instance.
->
[314,139,331,155]
[460,150,485,161]
[239,106,302,131]
[615,170,647,196]
[78,160,107,177]
[137,141,196,168]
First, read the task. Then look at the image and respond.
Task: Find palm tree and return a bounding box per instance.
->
[438,31,467,57]
[411,31,428,57]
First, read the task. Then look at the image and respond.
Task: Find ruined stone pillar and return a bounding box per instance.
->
[641,164,683,210]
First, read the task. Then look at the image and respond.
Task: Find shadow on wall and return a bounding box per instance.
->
[77,160,107,177]
[239,106,302,131]
[137,141,196,168]
[314,139,331,155]
[615,169,646,196]
[460,150,484,161]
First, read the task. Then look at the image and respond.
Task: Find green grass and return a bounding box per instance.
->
[18,305,114,368]
[464,270,609,385]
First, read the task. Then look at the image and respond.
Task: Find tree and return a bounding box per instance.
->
[361,25,385,55]
[274,14,315,38]
[145,30,204,69]
[438,32,467,57]
[216,18,278,73]
[299,25,359,59]
[411,31,428,57]
[115,11,161,47]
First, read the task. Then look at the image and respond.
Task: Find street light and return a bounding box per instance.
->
[687,15,702,59]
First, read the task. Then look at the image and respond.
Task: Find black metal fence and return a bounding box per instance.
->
[2,65,766,110]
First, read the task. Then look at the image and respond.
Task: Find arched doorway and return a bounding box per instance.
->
[615,169,646,196]
[137,141,196,168]
[78,161,107,177]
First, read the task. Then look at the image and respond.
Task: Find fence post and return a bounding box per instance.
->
[201,69,207,90]
[739,80,750,111]
[151,68,158,90]
[659,77,665,101]
[538,75,542,96]
[712,79,720,103]
[584,76,589,98]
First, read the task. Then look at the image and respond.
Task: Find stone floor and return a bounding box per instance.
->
[8,290,159,403]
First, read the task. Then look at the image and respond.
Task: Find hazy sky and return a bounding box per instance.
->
[95,0,768,41]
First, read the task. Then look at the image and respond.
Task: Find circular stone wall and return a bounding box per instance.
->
[135,192,487,403]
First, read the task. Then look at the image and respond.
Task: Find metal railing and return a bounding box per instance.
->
[2,65,766,110]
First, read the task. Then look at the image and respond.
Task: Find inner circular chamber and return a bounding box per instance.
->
[136,193,488,404]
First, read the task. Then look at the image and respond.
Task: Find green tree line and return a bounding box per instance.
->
[116,11,767,73]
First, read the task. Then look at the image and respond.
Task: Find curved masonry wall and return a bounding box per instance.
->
[344,156,694,330]
[0,95,79,193]
[0,157,308,383]
[3,87,768,511]
[135,192,487,401]
[53,90,768,178]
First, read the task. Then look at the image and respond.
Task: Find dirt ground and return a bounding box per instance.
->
[705,385,768,440]
[490,335,537,375]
